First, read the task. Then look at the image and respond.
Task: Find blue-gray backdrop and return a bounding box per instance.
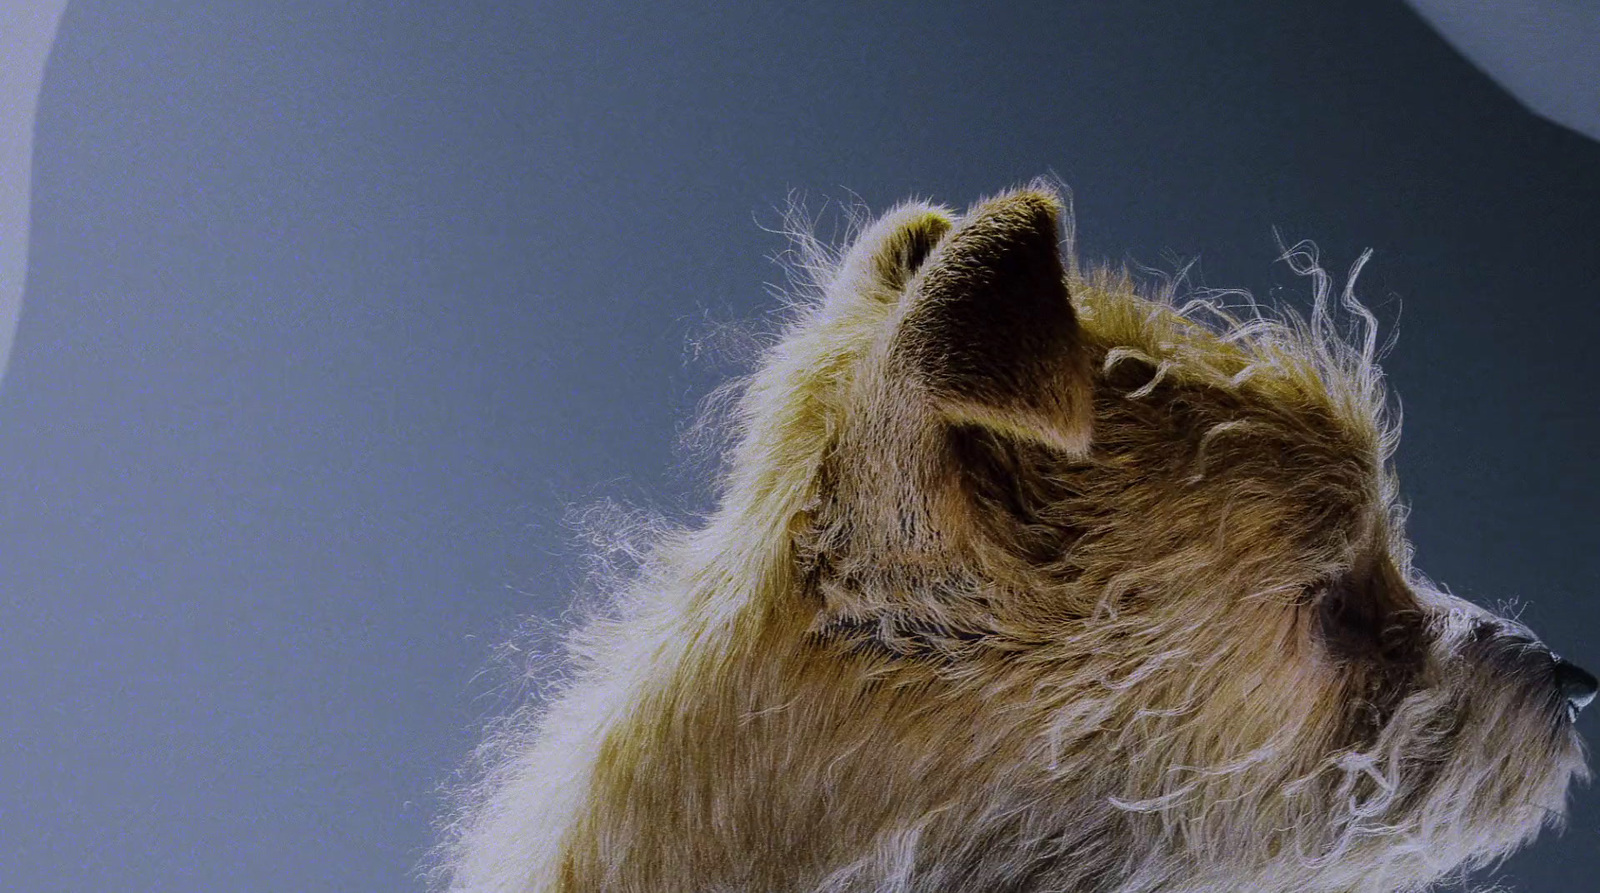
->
[4,2,1598,890]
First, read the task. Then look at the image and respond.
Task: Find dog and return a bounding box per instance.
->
[434,183,1593,892]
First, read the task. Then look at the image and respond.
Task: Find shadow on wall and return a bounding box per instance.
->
[1405,0,1600,144]
[0,1,70,392]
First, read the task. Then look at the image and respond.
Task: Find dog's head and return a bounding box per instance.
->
[738,184,1592,889]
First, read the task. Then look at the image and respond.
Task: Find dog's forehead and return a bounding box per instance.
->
[1077,283,1392,457]
[1074,304,1399,550]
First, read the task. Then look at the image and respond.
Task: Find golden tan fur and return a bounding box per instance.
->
[431,182,1589,893]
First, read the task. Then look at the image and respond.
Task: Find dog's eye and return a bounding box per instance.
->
[1316,572,1384,661]
[1314,564,1425,667]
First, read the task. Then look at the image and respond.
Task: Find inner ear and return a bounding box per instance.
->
[831,203,955,305]
[887,187,1094,454]
[873,210,951,293]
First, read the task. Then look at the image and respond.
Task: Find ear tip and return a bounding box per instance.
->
[874,200,956,232]
[895,206,957,244]
[1009,186,1067,214]
[964,187,1066,240]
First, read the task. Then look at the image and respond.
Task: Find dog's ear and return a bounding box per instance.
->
[886,187,1093,453]
[829,202,955,306]
[795,189,1094,605]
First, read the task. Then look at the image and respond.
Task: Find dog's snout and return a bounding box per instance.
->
[1552,655,1598,716]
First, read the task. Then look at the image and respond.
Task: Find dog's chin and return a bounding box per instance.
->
[1556,715,1591,781]
[1517,693,1588,780]
[1492,703,1590,838]
[1534,690,1591,782]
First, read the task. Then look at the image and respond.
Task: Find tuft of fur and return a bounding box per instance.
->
[429,182,1589,893]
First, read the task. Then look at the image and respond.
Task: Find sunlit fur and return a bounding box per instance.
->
[430,182,1588,893]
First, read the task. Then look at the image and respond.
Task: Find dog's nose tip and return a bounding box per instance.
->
[1553,655,1599,714]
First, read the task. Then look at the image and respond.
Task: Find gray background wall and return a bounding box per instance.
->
[4,1,1598,890]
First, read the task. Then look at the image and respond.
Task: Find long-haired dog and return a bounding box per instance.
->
[432,183,1593,892]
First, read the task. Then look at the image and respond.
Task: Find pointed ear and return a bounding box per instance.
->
[889,187,1093,453]
[830,202,955,305]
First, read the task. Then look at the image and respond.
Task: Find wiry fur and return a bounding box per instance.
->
[429,181,1589,893]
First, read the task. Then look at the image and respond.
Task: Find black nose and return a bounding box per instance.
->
[1553,655,1599,717]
